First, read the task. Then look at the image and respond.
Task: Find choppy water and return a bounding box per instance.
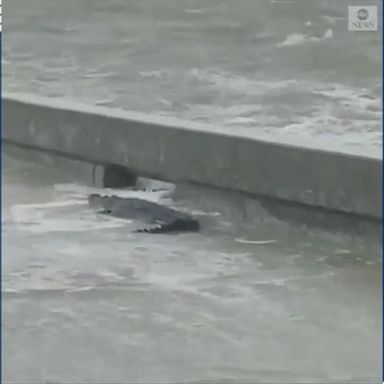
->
[3,0,382,155]
[2,1,383,382]
[2,147,382,383]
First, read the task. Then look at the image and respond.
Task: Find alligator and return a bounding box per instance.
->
[88,193,200,234]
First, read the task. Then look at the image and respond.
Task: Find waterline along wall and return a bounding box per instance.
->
[3,93,382,220]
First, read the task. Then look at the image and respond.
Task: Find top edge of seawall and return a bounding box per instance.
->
[3,92,382,162]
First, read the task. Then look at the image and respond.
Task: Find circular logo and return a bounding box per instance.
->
[357,8,369,21]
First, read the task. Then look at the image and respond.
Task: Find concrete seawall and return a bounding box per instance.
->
[3,93,382,219]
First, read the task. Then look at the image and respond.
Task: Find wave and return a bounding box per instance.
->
[174,69,382,151]
[277,29,333,47]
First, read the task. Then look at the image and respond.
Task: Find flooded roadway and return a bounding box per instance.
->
[2,146,381,384]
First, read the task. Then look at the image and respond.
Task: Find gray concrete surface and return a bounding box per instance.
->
[3,93,382,219]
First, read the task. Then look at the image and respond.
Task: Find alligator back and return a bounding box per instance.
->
[88,194,200,234]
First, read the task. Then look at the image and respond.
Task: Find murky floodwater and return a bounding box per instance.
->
[2,1,382,382]
[3,0,382,155]
[2,147,381,383]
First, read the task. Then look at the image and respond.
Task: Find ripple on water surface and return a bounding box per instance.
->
[3,150,381,383]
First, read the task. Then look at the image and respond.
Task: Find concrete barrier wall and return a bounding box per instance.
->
[3,93,382,219]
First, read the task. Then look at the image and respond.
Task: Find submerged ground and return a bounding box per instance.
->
[2,148,381,383]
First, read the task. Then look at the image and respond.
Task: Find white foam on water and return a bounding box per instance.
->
[54,182,172,203]
[235,238,277,245]
[189,68,299,96]
[15,218,130,234]
[277,29,333,47]
[12,199,86,210]
[166,69,381,153]
[9,197,131,233]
